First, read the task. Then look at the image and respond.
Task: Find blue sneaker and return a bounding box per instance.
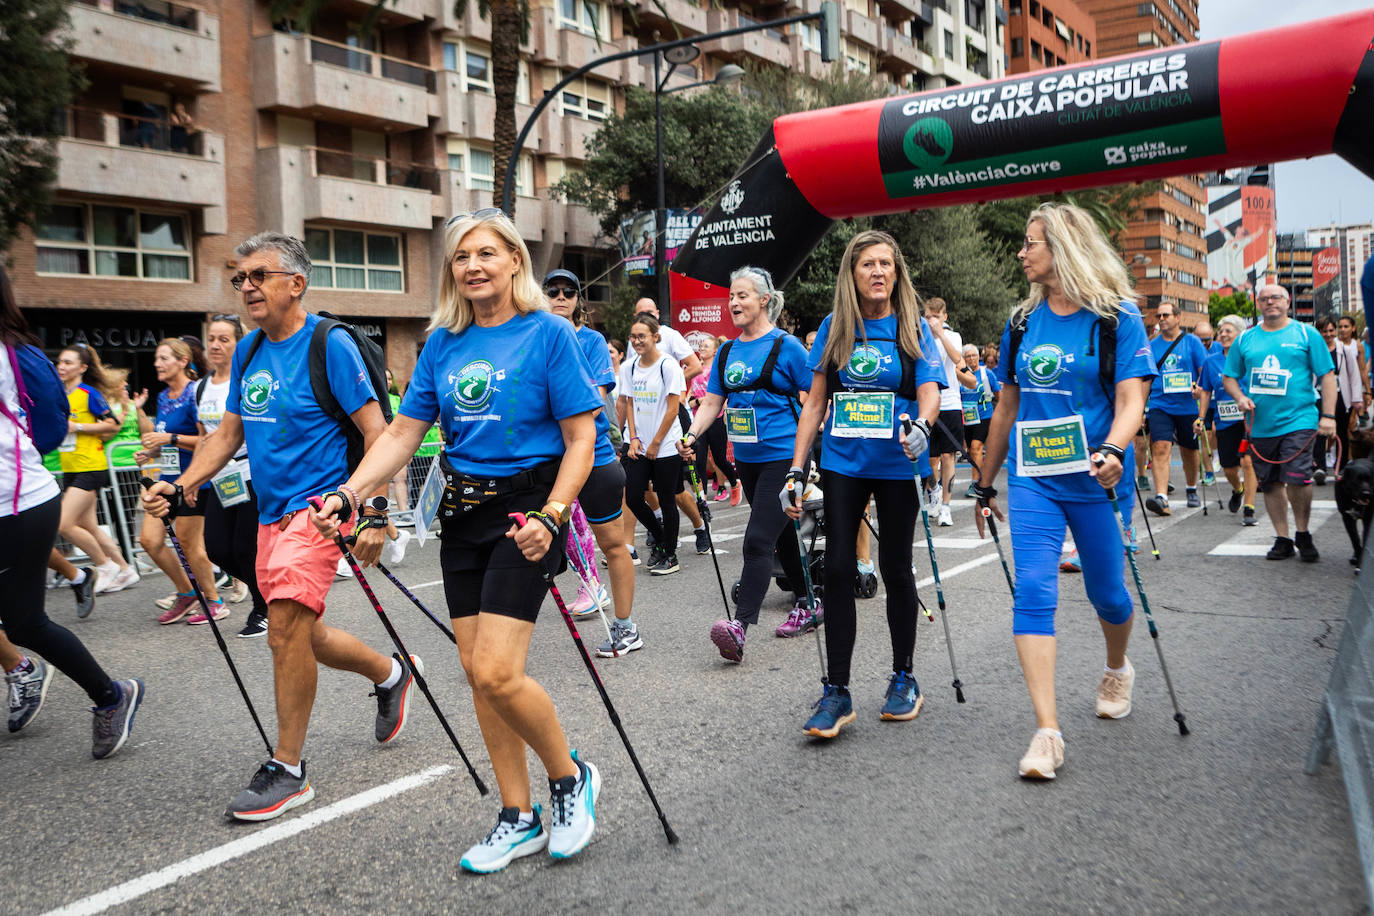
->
[803,684,855,739]
[548,750,600,859]
[1202,471,1216,487]
[879,671,924,721]
[460,805,548,873]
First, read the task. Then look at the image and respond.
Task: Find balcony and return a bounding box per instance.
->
[55,107,226,233]
[256,146,437,234]
[879,25,921,72]
[845,9,881,49]
[440,0,491,38]
[439,176,545,242]
[627,0,708,35]
[705,9,792,67]
[434,76,540,149]
[253,32,435,131]
[67,0,220,90]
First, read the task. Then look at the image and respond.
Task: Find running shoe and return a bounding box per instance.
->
[335,558,353,579]
[627,545,640,567]
[1202,471,1216,487]
[1136,473,1151,491]
[72,567,97,619]
[547,751,600,859]
[91,677,144,759]
[710,618,745,662]
[1018,728,1064,780]
[373,653,421,743]
[225,760,314,822]
[215,570,233,591]
[155,592,179,610]
[596,619,643,658]
[775,600,820,638]
[1185,489,1201,509]
[1059,549,1082,573]
[803,684,855,739]
[645,545,665,570]
[186,600,229,625]
[650,552,680,576]
[695,528,711,555]
[1096,658,1134,719]
[1314,468,1328,486]
[104,564,140,593]
[713,489,729,502]
[879,670,924,721]
[730,480,743,507]
[237,613,268,638]
[157,593,197,625]
[571,584,609,618]
[965,483,980,499]
[1228,490,1243,513]
[926,483,943,518]
[1242,506,1257,526]
[226,578,250,604]
[460,806,548,874]
[1144,494,1170,516]
[1266,536,1295,560]
[938,504,953,527]
[7,657,52,733]
[385,529,412,566]
[1295,531,1320,563]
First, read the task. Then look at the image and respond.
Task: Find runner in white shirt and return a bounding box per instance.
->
[923,298,976,526]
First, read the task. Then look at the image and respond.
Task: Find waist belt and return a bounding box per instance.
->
[439,457,560,517]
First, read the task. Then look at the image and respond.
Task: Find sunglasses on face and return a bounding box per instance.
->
[544,286,577,299]
[230,269,295,291]
[445,208,505,228]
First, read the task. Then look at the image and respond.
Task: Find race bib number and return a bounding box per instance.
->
[1162,371,1192,394]
[1250,366,1290,397]
[831,392,895,440]
[1015,415,1090,478]
[210,460,250,507]
[961,402,980,425]
[1217,399,1242,422]
[159,445,181,478]
[724,407,758,444]
[413,455,445,548]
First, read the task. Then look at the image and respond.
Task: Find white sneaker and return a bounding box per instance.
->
[103,565,140,593]
[926,483,943,518]
[226,578,250,604]
[335,558,353,579]
[1018,728,1065,780]
[155,592,179,610]
[938,504,953,527]
[460,806,549,874]
[385,529,412,566]
[1096,657,1135,719]
[92,562,122,594]
[548,752,600,859]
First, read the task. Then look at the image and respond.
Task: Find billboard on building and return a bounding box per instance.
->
[1207,184,1276,294]
[1314,246,1341,289]
[619,209,702,276]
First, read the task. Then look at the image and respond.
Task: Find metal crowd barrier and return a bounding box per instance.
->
[1306,537,1374,906]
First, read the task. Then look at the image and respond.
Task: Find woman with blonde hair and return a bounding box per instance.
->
[134,337,223,624]
[312,210,604,873]
[785,229,945,738]
[974,202,1157,780]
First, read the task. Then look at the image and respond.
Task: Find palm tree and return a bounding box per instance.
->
[454,0,531,216]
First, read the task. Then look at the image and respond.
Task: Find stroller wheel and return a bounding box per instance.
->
[854,570,878,599]
[731,580,741,605]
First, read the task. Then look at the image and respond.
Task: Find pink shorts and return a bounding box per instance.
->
[256,506,354,618]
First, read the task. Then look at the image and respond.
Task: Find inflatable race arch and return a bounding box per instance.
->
[667,8,1374,339]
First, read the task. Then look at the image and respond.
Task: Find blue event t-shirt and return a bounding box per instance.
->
[156,382,202,482]
[706,328,812,464]
[228,314,377,523]
[1223,319,1335,439]
[808,312,946,481]
[571,322,617,467]
[960,365,1001,422]
[1201,346,1244,431]
[400,310,602,477]
[1148,331,1209,415]
[996,301,1157,502]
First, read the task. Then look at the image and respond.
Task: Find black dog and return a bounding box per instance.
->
[1334,458,1374,570]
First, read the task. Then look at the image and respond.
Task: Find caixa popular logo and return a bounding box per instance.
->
[1024,343,1070,385]
[240,369,276,415]
[450,360,504,412]
[846,344,886,382]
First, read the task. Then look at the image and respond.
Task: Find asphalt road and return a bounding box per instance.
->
[6,464,1366,915]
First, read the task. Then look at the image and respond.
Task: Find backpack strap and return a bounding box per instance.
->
[241,328,267,371]
[1006,314,1028,385]
[195,375,209,408]
[308,317,349,427]
[1097,317,1118,402]
[714,339,732,392]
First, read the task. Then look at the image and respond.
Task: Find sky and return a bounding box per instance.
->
[1197,0,1373,232]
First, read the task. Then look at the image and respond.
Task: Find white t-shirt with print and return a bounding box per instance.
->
[932,323,965,411]
[618,355,685,459]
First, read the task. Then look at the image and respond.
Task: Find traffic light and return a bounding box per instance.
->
[819,0,840,62]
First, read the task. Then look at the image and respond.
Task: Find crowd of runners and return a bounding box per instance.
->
[0,202,1355,872]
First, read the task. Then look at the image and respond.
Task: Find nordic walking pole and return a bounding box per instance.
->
[931,417,1014,598]
[1134,484,1162,560]
[901,416,965,703]
[783,477,826,684]
[140,478,272,756]
[1091,458,1190,736]
[684,452,733,622]
[375,561,456,645]
[510,512,679,844]
[309,499,489,797]
[561,518,617,652]
[1195,419,1221,512]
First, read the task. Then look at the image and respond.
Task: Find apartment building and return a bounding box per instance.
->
[11,0,1003,388]
[1275,234,1316,320]
[1004,0,1095,74]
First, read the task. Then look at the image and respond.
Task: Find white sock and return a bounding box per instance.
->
[272,758,303,778]
[1105,663,1128,676]
[377,657,402,690]
[653,509,663,521]
[70,569,87,586]
[515,810,536,827]
[1037,727,1063,740]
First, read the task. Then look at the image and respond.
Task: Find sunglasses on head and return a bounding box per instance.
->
[212,312,242,326]
[230,268,295,291]
[445,208,505,229]
[544,285,578,299]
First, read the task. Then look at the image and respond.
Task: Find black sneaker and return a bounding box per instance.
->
[1228,490,1242,513]
[225,760,314,821]
[1185,489,1200,508]
[1266,536,1295,560]
[92,677,144,759]
[650,552,680,576]
[72,567,97,619]
[1295,531,1319,563]
[1145,494,1171,516]
[1242,506,1257,526]
[236,613,268,638]
[7,657,53,732]
[645,545,665,570]
[1314,469,1328,485]
[694,528,710,554]
[373,653,422,743]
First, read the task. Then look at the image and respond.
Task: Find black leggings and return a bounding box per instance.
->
[695,417,737,489]
[0,496,116,706]
[623,453,683,552]
[821,471,921,688]
[735,459,807,625]
[203,482,267,617]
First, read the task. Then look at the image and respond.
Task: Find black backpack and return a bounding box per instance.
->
[1006,310,1118,401]
[826,333,922,401]
[241,311,393,470]
[715,334,801,418]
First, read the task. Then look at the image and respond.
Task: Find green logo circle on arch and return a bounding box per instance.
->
[903,117,953,171]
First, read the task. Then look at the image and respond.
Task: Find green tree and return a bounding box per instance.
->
[0,0,86,253]
[1208,290,1255,326]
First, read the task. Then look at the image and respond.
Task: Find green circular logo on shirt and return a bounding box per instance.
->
[1025,344,1066,385]
[453,360,497,412]
[725,361,749,387]
[903,117,953,171]
[1163,352,1180,369]
[848,344,884,382]
[241,370,274,415]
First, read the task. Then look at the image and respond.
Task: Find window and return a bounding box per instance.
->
[36,203,191,280]
[1011,37,1023,56]
[561,74,609,121]
[1009,0,1022,13]
[304,226,403,292]
[845,39,871,74]
[1176,243,1197,259]
[799,22,821,54]
[469,148,495,191]
[558,0,605,36]
[944,29,955,60]
[1142,236,1163,250]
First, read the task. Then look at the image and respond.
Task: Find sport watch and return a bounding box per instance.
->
[363,496,389,516]
[544,500,571,524]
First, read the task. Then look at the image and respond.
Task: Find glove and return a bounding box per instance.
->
[901,417,930,460]
[779,466,805,513]
[970,482,998,507]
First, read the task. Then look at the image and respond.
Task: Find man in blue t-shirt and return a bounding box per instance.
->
[1224,284,1337,561]
[1144,302,1211,516]
[142,232,418,823]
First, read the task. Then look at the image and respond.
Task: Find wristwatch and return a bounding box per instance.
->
[362,496,389,516]
[170,433,179,448]
[544,500,571,524]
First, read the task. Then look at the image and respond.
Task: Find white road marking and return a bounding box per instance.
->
[410,580,443,589]
[1208,506,1336,557]
[916,553,999,588]
[927,537,992,549]
[43,765,455,916]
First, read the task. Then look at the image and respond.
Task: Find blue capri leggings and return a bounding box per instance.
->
[1009,484,1134,636]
